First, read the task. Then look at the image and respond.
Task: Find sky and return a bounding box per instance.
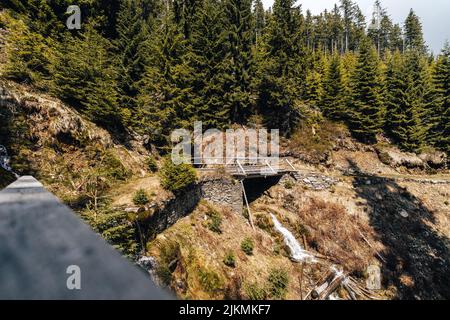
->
[262,0,450,53]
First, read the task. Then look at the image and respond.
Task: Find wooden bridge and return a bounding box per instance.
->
[196,157,301,179]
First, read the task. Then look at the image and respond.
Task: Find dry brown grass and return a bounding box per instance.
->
[288,121,348,163]
[297,198,380,273]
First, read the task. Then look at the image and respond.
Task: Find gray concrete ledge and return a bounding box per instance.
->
[0,176,171,300]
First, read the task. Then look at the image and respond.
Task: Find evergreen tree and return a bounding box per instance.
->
[115,0,154,126]
[304,53,327,107]
[258,0,306,134]
[330,5,343,53]
[0,11,52,85]
[189,0,230,128]
[173,0,201,39]
[389,23,404,52]
[224,0,255,123]
[339,0,355,52]
[428,44,450,151]
[404,9,426,53]
[322,54,346,120]
[253,0,266,44]
[49,24,121,129]
[349,37,384,142]
[137,4,195,146]
[385,50,430,151]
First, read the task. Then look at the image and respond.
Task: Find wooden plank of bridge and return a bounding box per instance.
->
[0,176,171,300]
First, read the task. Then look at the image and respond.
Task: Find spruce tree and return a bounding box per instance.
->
[385,50,430,151]
[389,24,404,52]
[224,0,255,123]
[258,0,306,134]
[404,9,426,53]
[0,11,51,85]
[253,0,266,44]
[339,0,355,52]
[349,37,384,142]
[322,54,346,120]
[189,0,230,128]
[428,44,450,152]
[49,24,121,129]
[137,4,195,146]
[115,0,153,126]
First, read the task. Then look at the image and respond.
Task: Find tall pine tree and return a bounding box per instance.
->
[349,37,384,142]
[322,54,346,120]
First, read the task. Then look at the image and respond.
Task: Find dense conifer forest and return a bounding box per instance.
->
[1,0,448,152]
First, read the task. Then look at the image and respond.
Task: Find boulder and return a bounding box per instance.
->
[376,146,424,169]
[419,151,447,168]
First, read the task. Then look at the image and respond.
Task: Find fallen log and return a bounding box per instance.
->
[311,271,346,300]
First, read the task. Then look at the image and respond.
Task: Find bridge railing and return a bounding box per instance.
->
[0,176,171,300]
[194,157,297,177]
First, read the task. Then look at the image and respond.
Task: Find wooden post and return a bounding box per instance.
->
[241,180,254,230]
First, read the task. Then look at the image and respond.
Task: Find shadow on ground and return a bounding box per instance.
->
[348,160,450,299]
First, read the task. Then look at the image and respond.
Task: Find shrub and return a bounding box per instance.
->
[159,241,180,265]
[267,268,289,299]
[159,158,197,194]
[284,180,294,189]
[223,251,236,268]
[378,151,392,165]
[133,189,149,206]
[156,265,172,286]
[255,214,274,233]
[101,150,130,181]
[146,156,158,172]
[245,282,267,300]
[241,237,254,256]
[206,208,222,234]
[156,241,180,286]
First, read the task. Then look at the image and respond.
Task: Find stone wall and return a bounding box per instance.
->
[140,177,243,241]
[200,177,243,214]
[141,186,202,238]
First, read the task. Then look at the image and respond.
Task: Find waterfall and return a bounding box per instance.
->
[270,213,353,299]
[270,213,316,263]
[0,145,19,178]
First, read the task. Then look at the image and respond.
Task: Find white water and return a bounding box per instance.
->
[270,213,316,263]
[270,213,353,299]
[0,145,18,178]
